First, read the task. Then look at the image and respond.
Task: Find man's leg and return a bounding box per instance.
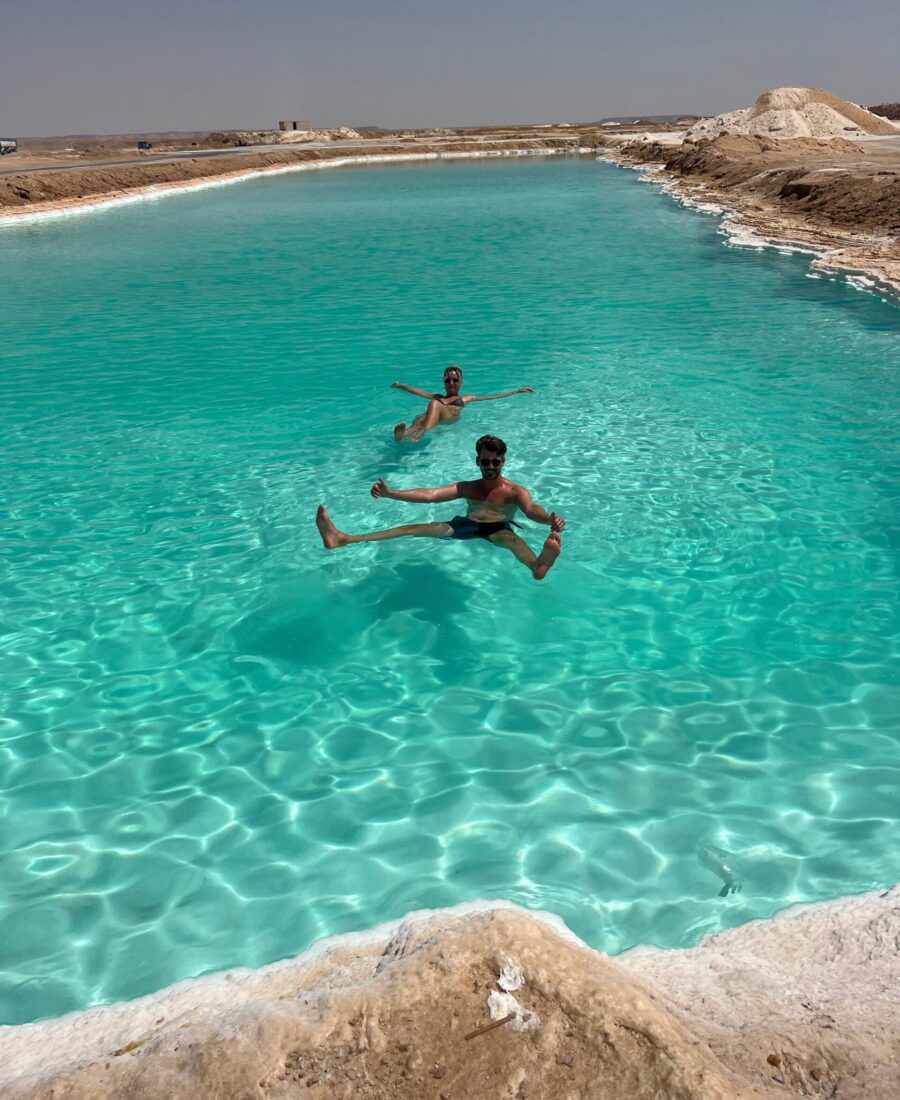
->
[489,529,562,580]
[316,505,452,549]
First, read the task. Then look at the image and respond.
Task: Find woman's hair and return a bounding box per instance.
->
[475,434,507,457]
[444,365,463,382]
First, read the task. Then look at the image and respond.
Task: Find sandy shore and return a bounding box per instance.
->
[0,130,601,223]
[1,886,897,1099]
[604,133,900,299]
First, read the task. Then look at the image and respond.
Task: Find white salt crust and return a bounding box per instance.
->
[0,898,581,1086]
[601,153,900,303]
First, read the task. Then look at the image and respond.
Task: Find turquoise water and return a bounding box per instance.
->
[1,158,898,1026]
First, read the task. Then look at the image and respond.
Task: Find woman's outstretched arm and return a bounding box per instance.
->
[391,382,436,399]
[463,387,533,403]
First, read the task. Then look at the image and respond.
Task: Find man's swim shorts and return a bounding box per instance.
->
[443,515,516,541]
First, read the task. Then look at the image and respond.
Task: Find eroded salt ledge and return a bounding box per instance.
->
[2,886,898,1099]
[600,152,900,304]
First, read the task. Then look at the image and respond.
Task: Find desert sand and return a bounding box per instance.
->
[1,887,897,1100]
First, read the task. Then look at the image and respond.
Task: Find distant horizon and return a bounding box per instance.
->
[2,0,898,138]
[8,88,898,143]
[15,114,703,142]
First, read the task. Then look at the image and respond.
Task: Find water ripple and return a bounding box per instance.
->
[0,158,898,1024]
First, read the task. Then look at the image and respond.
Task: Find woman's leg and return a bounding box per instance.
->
[316,506,451,549]
[406,400,444,442]
[394,409,430,442]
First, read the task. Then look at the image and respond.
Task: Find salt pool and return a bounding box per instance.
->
[1,157,898,1024]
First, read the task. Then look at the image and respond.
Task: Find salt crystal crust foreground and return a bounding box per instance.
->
[2,887,897,1099]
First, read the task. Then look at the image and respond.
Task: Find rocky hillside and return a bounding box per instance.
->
[869,102,900,121]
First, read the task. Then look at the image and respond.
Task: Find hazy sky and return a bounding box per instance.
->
[3,0,899,137]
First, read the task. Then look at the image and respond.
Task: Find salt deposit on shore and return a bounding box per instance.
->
[278,126,362,143]
[606,107,900,300]
[1,887,897,1099]
[687,86,900,141]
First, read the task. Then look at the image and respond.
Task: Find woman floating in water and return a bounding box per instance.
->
[392,364,533,443]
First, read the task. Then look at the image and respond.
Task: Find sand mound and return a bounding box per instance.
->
[279,126,362,143]
[687,86,900,140]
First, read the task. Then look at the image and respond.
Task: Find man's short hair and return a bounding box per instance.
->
[476,434,507,456]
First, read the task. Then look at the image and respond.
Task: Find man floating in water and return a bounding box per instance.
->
[392,365,533,443]
[316,434,564,580]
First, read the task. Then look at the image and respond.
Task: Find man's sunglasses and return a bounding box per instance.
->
[478,458,503,467]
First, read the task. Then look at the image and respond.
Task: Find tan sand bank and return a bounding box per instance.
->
[2,887,897,1100]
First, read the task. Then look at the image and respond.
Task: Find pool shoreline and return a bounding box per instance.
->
[4,135,896,305]
[2,884,898,1097]
[0,145,594,228]
[601,143,900,303]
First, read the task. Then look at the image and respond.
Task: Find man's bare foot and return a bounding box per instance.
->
[532,531,562,580]
[393,422,407,442]
[316,505,349,549]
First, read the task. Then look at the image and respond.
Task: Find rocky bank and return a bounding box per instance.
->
[609,132,900,296]
[1,887,897,1100]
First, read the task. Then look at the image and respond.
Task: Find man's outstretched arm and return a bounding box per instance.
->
[463,387,533,403]
[515,486,565,531]
[371,478,461,504]
[391,382,435,399]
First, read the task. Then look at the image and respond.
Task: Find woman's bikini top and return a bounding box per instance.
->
[434,394,465,408]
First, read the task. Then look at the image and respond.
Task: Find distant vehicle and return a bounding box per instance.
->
[236,140,250,147]
[137,141,153,151]
[0,139,17,155]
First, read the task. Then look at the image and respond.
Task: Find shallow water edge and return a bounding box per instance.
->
[601,148,900,303]
[5,138,895,306]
